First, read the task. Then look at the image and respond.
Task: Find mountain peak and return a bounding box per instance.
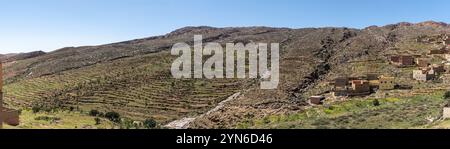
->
[416,21,448,27]
[167,26,218,36]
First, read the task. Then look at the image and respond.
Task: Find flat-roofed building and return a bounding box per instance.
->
[379,76,395,90]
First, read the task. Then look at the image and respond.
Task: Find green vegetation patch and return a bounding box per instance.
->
[238,91,447,129]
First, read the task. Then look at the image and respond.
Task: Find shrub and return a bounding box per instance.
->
[32,106,41,113]
[373,99,381,107]
[143,119,157,129]
[444,91,450,99]
[35,116,61,122]
[105,111,121,123]
[121,119,135,129]
[89,109,100,116]
[94,118,101,125]
[98,112,105,117]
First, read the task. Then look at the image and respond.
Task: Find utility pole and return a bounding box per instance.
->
[0,63,20,129]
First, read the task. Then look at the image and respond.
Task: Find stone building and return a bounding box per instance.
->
[351,80,371,93]
[415,58,431,67]
[390,55,415,67]
[331,77,371,97]
[413,69,435,81]
[378,76,395,90]
[309,96,326,105]
[431,64,446,74]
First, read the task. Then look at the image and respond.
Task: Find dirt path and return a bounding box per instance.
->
[165,92,241,129]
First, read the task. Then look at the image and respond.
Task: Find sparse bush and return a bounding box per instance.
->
[35,116,61,122]
[32,106,41,113]
[121,119,135,129]
[98,112,105,117]
[94,118,101,125]
[444,91,450,99]
[373,99,381,106]
[89,109,100,116]
[105,111,121,123]
[143,119,157,129]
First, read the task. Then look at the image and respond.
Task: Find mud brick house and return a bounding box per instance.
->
[431,64,446,74]
[390,55,415,67]
[309,96,326,105]
[334,77,350,89]
[413,68,435,81]
[415,58,431,67]
[331,77,371,97]
[429,48,449,58]
[343,80,372,96]
[366,73,379,81]
[0,106,20,127]
[378,76,395,90]
[351,80,370,93]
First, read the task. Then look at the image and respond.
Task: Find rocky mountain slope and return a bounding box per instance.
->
[3,21,450,129]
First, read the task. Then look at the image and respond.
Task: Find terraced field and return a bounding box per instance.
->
[4,51,254,125]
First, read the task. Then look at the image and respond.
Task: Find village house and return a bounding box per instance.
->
[429,49,448,55]
[333,77,350,90]
[390,55,415,67]
[366,73,379,81]
[366,74,381,89]
[309,96,326,105]
[331,77,372,97]
[431,64,446,74]
[413,68,435,81]
[330,73,396,97]
[429,48,449,60]
[1,107,20,127]
[378,76,395,90]
[351,80,371,93]
[415,58,431,67]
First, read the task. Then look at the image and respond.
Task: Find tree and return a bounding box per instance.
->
[32,106,41,113]
[89,109,100,116]
[444,91,450,99]
[373,99,380,107]
[105,111,121,123]
[143,119,157,129]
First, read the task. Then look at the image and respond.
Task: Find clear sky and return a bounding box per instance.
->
[0,0,449,54]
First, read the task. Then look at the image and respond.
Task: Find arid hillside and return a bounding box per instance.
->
[3,21,450,129]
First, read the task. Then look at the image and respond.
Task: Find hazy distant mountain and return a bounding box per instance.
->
[0,51,46,63]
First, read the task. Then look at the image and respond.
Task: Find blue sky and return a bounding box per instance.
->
[0,0,449,54]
